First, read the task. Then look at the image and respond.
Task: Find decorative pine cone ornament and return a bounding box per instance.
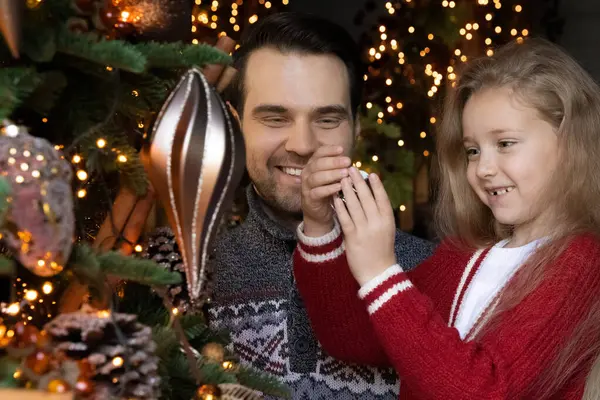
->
[43,304,161,399]
[140,226,214,314]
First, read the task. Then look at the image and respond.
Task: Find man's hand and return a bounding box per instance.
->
[333,167,397,285]
[301,146,351,237]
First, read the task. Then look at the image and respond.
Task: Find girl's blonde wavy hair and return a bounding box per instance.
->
[434,37,600,398]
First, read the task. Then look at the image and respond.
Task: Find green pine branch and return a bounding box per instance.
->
[115,144,149,196]
[360,105,402,139]
[0,357,19,388]
[180,314,209,341]
[35,0,76,23]
[117,282,168,325]
[67,244,180,286]
[67,243,101,281]
[0,176,11,227]
[236,365,292,399]
[118,74,174,118]
[197,361,237,385]
[135,42,231,69]
[79,131,149,196]
[26,71,68,115]
[0,256,15,276]
[97,251,182,286]
[0,68,43,120]
[56,29,146,73]
[22,24,57,63]
[383,172,414,208]
[181,314,231,348]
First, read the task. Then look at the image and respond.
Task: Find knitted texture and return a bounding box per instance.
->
[209,186,434,399]
[294,229,600,399]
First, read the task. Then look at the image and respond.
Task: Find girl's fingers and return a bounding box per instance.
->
[333,197,354,233]
[349,167,379,221]
[340,177,366,227]
[369,173,394,219]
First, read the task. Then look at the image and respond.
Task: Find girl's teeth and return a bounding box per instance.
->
[490,187,514,196]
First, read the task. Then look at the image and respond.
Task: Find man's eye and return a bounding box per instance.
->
[317,118,342,128]
[262,117,288,127]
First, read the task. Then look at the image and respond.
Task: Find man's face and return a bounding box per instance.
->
[241,48,356,215]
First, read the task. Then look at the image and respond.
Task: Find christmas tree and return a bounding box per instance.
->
[0,0,289,399]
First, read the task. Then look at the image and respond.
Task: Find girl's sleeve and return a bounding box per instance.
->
[294,226,600,398]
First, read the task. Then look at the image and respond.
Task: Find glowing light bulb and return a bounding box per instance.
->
[42,282,53,294]
[25,290,38,301]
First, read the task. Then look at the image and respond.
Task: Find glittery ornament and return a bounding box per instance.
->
[11,321,41,348]
[47,378,70,393]
[194,384,221,400]
[24,350,52,375]
[0,122,74,276]
[200,342,224,363]
[74,376,94,396]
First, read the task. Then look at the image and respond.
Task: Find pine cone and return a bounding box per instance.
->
[43,305,161,400]
[141,227,213,314]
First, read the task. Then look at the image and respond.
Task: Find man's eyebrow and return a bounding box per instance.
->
[312,105,350,117]
[251,104,288,114]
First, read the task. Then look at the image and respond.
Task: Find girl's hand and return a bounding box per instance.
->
[333,167,397,285]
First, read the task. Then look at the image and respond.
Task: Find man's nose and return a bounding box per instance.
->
[284,122,318,157]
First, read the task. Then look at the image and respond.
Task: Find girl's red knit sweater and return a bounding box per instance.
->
[293,225,600,399]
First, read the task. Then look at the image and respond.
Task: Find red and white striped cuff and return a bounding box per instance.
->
[358,264,413,315]
[296,219,345,263]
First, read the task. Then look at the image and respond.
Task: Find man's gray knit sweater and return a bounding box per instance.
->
[208,186,435,399]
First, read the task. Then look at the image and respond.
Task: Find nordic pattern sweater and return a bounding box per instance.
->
[208,186,434,399]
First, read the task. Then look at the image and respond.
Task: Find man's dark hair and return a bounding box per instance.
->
[226,12,364,118]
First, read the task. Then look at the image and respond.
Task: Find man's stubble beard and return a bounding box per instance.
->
[247,153,306,217]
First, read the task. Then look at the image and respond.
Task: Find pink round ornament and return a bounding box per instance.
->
[0,122,74,276]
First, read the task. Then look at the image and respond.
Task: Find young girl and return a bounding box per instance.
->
[293,38,600,399]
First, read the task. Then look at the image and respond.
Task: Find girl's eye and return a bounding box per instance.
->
[465,147,479,159]
[498,140,516,148]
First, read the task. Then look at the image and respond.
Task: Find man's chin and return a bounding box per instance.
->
[264,191,302,215]
[272,194,302,214]
[253,179,302,212]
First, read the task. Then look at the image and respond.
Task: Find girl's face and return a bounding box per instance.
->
[462,87,560,243]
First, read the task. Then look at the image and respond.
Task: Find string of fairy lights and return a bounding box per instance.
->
[190,0,290,44]
[359,0,530,212]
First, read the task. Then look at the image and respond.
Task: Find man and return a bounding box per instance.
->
[209,13,434,399]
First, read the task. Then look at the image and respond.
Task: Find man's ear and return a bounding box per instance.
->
[354,114,361,139]
[226,101,242,126]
